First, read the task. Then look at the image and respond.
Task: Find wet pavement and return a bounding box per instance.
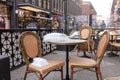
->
[11,50,120,80]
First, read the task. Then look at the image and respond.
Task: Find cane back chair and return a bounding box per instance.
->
[19,31,64,80]
[108,30,120,56]
[77,26,95,57]
[69,31,109,80]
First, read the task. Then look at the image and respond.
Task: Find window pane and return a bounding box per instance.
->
[38,0,42,7]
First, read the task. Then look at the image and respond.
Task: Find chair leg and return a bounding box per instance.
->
[119,55,120,62]
[91,51,94,59]
[61,67,63,80]
[70,66,74,80]
[39,72,43,80]
[77,49,80,56]
[95,67,103,80]
[83,51,87,57]
[95,68,99,80]
[83,51,90,58]
[24,66,29,80]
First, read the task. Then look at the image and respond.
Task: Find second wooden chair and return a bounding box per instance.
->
[69,31,109,80]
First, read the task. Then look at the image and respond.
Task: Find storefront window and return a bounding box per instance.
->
[18,9,35,28]
[0,4,8,29]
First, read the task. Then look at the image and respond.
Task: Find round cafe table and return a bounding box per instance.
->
[48,39,86,80]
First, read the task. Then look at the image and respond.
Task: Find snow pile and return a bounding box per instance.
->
[43,32,70,42]
[31,57,49,67]
[69,31,79,38]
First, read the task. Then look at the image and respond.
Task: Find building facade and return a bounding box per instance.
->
[75,1,97,28]
[0,0,82,29]
[110,0,120,27]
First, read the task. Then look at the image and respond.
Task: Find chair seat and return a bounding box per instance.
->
[29,60,64,74]
[105,77,120,80]
[109,42,120,47]
[69,56,96,68]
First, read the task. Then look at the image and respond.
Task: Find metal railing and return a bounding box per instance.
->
[0,28,64,70]
[1,27,120,70]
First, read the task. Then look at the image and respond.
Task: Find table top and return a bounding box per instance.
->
[48,39,86,45]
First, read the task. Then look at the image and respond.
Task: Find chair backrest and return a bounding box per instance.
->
[19,31,42,65]
[109,30,118,41]
[79,26,92,40]
[96,31,109,65]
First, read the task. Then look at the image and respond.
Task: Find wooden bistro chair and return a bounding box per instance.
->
[69,31,109,80]
[108,30,119,57]
[77,26,95,58]
[19,31,64,80]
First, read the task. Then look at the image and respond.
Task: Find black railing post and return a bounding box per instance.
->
[12,0,18,28]
[64,0,68,34]
[64,0,70,80]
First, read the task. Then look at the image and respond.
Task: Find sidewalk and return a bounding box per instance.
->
[11,51,120,80]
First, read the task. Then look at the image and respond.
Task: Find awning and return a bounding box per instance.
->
[18,3,49,13]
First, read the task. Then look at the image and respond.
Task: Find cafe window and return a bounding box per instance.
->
[18,9,34,28]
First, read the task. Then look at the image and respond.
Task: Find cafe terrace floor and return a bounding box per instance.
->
[11,50,120,80]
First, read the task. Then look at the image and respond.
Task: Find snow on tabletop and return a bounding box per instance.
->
[31,57,49,68]
[43,32,70,42]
